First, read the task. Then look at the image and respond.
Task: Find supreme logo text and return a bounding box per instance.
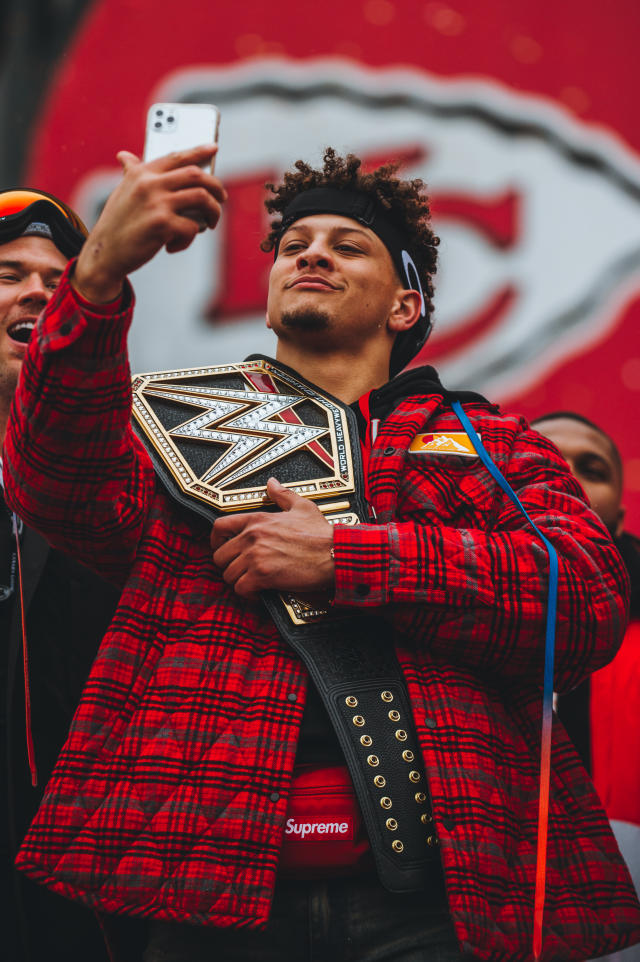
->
[285,816,354,840]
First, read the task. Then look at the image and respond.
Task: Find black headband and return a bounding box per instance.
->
[277,188,424,308]
[274,187,432,375]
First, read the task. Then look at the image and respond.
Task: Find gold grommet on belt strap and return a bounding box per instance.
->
[374,775,386,788]
[360,734,373,747]
[388,710,401,722]
[392,840,404,853]
[409,770,421,783]
[353,715,365,727]
[381,691,393,702]
[427,835,439,846]
[415,792,427,804]
[421,813,433,824]
[380,796,392,809]
[386,817,398,830]
[395,729,408,742]
[402,749,414,763]
[345,696,358,708]
[367,755,380,767]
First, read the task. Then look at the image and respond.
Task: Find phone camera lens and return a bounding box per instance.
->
[167,116,175,123]
[155,109,163,116]
[154,121,162,129]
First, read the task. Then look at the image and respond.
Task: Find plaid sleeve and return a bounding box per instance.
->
[2,262,156,584]
[332,419,630,691]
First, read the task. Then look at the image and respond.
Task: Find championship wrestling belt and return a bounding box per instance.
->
[132,356,441,893]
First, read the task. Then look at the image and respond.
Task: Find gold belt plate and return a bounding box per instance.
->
[132,358,361,514]
[132,358,364,624]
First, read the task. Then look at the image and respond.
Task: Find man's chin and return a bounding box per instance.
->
[280,308,331,333]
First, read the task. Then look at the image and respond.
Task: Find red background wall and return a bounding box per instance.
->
[25,0,640,526]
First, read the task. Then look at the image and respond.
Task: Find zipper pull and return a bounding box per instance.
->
[366,419,380,522]
[13,513,38,787]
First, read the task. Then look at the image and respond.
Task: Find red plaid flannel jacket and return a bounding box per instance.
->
[4,266,640,961]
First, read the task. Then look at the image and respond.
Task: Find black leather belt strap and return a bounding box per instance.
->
[264,600,441,894]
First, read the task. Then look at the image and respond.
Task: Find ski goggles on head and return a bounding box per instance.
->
[0,188,88,259]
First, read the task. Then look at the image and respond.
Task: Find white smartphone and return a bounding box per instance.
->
[143,102,221,230]
[143,102,220,170]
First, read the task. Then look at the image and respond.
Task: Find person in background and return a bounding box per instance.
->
[533,411,640,962]
[0,189,120,962]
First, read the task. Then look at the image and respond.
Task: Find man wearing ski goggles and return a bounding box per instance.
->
[0,188,119,962]
[0,188,87,439]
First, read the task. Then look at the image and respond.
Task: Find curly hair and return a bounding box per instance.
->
[261,148,439,319]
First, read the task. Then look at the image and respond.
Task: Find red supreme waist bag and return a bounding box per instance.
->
[279,765,372,877]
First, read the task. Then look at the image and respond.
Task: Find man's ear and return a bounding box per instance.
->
[387,289,423,334]
[265,310,272,330]
[615,504,626,539]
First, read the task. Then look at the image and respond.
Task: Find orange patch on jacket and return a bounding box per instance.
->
[409,432,479,457]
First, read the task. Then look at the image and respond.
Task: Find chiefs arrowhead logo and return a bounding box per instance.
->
[73,59,640,400]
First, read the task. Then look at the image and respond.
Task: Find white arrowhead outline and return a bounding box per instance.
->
[143,383,328,486]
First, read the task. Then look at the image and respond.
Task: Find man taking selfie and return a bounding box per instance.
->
[3,144,640,961]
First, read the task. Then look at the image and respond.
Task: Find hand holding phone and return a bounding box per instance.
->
[72,108,225,305]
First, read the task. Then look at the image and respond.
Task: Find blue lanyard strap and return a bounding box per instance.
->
[451,401,558,959]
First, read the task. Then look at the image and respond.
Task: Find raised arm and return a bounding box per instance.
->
[2,272,153,583]
[3,145,226,583]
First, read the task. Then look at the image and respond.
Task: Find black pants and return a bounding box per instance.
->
[142,873,464,962]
